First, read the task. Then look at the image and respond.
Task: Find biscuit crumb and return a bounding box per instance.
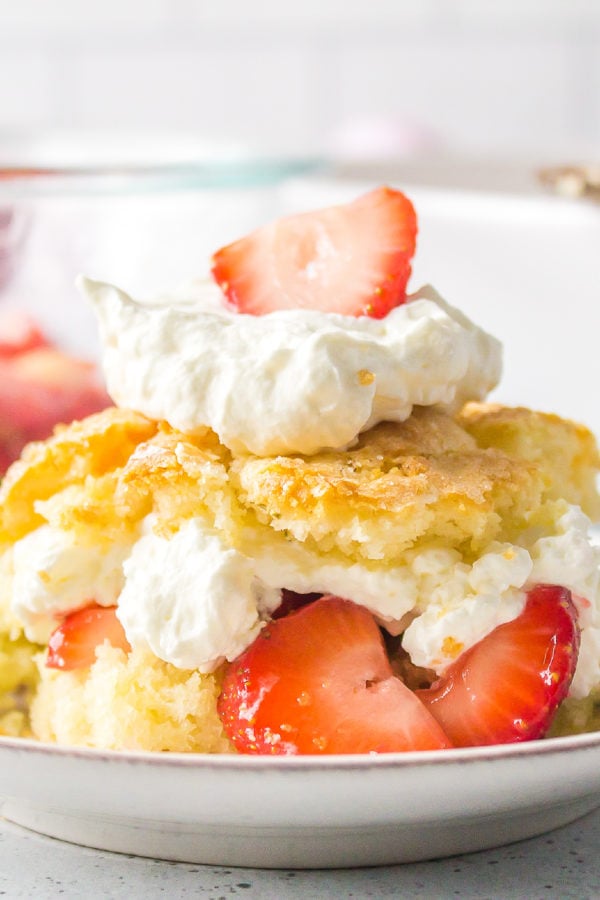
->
[357,369,375,386]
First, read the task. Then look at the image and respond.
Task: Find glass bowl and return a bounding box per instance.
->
[0,131,323,358]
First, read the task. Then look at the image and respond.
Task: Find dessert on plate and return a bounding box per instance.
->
[0,187,598,754]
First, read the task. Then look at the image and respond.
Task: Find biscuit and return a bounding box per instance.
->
[232,407,547,560]
[0,408,157,543]
[458,402,600,518]
[30,645,232,753]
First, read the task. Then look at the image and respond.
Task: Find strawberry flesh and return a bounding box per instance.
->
[46,604,131,670]
[211,186,417,318]
[218,596,451,755]
[417,584,580,746]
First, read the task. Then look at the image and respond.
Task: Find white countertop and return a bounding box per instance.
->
[2,807,599,899]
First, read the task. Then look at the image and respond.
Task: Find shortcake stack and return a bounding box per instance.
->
[0,187,598,754]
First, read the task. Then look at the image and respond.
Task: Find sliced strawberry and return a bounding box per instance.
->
[417,584,580,746]
[211,186,417,318]
[46,604,131,671]
[218,596,451,755]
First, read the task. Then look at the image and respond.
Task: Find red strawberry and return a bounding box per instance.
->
[211,186,417,318]
[46,605,131,671]
[218,596,451,755]
[417,584,580,746]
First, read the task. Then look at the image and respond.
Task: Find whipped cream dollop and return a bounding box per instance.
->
[10,525,131,643]
[116,518,280,671]
[81,277,502,456]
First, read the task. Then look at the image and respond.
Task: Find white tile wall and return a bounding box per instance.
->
[0,0,599,159]
[333,36,575,154]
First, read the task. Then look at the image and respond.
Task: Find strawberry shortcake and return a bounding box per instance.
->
[0,187,599,754]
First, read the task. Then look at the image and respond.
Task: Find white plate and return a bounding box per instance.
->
[0,733,599,868]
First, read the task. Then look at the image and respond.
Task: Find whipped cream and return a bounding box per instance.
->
[401,546,530,670]
[10,504,598,695]
[116,518,280,672]
[81,277,502,457]
[10,525,131,643]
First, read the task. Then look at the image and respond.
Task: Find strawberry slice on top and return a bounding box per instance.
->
[211,186,417,318]
[417,584,580,747]
[218,596,451,755]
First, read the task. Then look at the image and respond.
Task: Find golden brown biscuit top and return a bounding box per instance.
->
[232,407,546,559]
[459,402,600,520]
[0,402,597,565]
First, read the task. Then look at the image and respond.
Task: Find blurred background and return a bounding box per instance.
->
[0,0,599,162]
[0,0,599,465]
